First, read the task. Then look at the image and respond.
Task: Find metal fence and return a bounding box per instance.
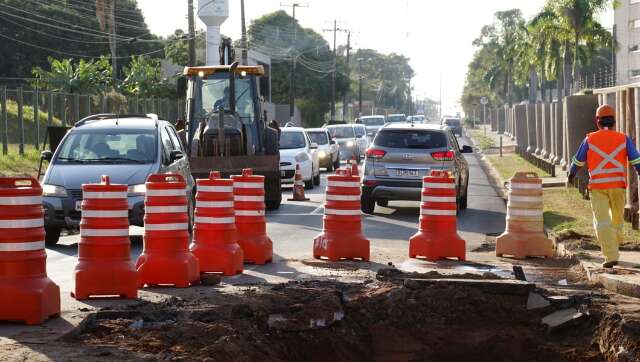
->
[572,65,616,94]
[0,86,185,155]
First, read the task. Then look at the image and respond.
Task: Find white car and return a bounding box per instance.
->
[306,128,340,171]
[279,127,320,189]
[358,115,386,141]
[353,124,369,159]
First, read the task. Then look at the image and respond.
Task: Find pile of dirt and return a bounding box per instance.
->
[61,269,640,362]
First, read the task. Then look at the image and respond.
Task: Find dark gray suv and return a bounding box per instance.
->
[40,114,195,245]
[361,123,472,214]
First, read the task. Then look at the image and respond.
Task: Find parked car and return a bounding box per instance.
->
[353,124,369,159]
[306,128,340,171]
[386,114,407,123]
[442,117,463,136]
[279,127,320,188]
[325,124,360,163]
[361,123,472,214]
[407,115,426,123]
[358,115,386,140]
[40,114,195,245]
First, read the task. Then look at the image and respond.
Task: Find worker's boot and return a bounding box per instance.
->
[601,260,618,268]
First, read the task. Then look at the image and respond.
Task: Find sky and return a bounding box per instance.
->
[137,0,614,115]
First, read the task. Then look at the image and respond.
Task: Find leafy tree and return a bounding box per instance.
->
[32,57,112,93]
[164,29,206,67]
[119,55,171,97]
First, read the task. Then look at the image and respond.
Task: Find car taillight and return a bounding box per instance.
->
[366,149,386,159]
[431,150,455,161]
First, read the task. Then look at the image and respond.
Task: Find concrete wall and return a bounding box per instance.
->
[526,104,536,153]
[490,108,497,132]
[552,102,563,165]
[514,104,527,151]
[535,103,543,155]
[563,95,599,168]
[542,103,552,159]
[498,107,506,133]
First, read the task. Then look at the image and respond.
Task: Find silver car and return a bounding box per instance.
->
[361,123,472,214]
[325,124,360,163]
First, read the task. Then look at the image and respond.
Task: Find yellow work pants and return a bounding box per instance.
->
[590,188,625,263]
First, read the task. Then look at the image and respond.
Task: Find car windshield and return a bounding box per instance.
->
[354,126,366,137]
[327,126,355,139]
[279,131,307,149]
[360,117,385,126]
[307,131,329,145]
[386,115,406,123]
[445,119,461,126]
[56,131,158,164]
[374,130,447,149]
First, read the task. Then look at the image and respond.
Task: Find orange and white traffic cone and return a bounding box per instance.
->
[350,156,359,177]
[288,164,309,201]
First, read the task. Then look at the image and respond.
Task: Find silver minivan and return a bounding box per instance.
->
[361,123,472,214]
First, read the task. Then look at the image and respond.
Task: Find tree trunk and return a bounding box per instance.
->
[540,78,546,102]
[507,63,513,106]
[529,69,538,104]
[563,41,572,96]
[572,32,580,83]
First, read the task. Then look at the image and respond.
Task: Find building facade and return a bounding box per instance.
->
[616,0,640,85]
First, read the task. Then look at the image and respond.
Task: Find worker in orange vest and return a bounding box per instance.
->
[569,105,640,268]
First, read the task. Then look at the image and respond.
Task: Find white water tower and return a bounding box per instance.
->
[198,0,229,65]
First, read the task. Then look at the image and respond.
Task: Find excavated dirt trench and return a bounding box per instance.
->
[64,269,640,362]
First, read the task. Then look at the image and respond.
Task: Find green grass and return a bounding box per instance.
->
[468,129,495,151]
[543,188,640,245]
[0,145,45,177]
[486,154,551,182]
[3,99,61,146]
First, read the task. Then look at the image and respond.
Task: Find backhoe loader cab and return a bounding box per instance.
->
[183,63,282,209]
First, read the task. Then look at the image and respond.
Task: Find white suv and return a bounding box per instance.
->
[279,127,320,189]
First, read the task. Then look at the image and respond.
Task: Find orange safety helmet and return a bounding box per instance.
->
[596,104,615,120]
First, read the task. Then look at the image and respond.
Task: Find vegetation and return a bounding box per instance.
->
[0,146,43,177]
[3,99,61,146]
[462,0,614,114]
[486,154,551,181]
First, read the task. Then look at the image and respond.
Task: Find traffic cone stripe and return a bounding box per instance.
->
[509,196,542,203]
[0,195,42,205]
[144,222,189,231]
[144,205,188,214]
[507,209,543,218]
[420,208,457,216]
[421,196,456,203]
[195,201,235,208]
[198,185,233,193]
[235,210,265,217]
[235,195,264,202]
[510,183,542,190]
[234,182,264,189]
[326,194,360,201]
[324,208,361,216]
[80,228,129,237]
[327,181,360,188]
[0,218,44,228]
[83,191,127,199]
[0,240,45,252]
[146,189,186,197]
[423,182,456,189]
[194,216,235,224]
[81,210,129,218]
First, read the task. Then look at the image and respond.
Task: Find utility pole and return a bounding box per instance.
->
[109,1,117,81]
[358,58,363,115]
[188,0,196,66]
[323,20,347,121]
[342,31,351,121]
[281,3,307,123]
[240,0,248,64]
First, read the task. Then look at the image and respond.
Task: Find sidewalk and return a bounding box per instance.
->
[469,126,640,299]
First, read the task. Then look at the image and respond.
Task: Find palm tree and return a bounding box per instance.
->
[96,0,117,80]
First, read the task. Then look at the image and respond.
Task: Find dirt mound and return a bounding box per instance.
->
[65,272,633,362]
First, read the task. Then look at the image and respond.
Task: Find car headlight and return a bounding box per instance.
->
[318,151,327,158]
[128,184,146,196]
[42,184,68,197]
[346,141,355,147]
[295,153,309,163]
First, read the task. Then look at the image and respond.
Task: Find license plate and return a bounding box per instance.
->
[75,200,82,211]
[396,169,419,177]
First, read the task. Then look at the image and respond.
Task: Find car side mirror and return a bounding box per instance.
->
[170,150,184,162]
[310,142,318,150]
[330,138,337,145]
[461,145,473,154]
[41,150,53,161]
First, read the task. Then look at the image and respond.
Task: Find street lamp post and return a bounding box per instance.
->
[481,96,488,136]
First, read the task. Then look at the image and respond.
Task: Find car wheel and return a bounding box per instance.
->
[266,197,282,210]
[333,157,340,170]
[326,161,333,172]
[188,195,195,234]
[361,196,375,214]
[45,226,61,246]
[461,182,469,210]
[313,168,321,186]
[304,178,314,190]
[377,199,388,207]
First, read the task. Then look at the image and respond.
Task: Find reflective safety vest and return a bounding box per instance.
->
[586,130,628,189]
